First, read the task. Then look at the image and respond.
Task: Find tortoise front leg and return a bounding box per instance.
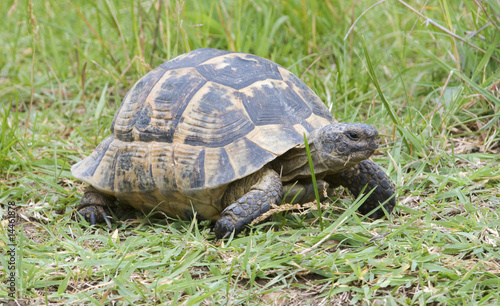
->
[76,186,115,227]
[325,159,396,219]
[214,168,283,239]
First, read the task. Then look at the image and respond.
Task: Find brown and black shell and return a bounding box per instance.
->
[71,48,334,220]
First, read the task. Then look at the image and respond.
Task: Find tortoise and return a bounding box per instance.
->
[72,48,396,239]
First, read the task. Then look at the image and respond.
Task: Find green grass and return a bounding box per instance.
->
[1,0,499,304]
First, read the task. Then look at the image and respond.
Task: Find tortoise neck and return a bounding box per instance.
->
[274,139,323,182]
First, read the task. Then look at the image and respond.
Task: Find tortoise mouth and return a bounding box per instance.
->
[345,149,375,163]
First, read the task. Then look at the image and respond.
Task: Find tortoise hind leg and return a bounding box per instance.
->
[76,186,115,227]
[325,159,396,219]
[214,168,283,239]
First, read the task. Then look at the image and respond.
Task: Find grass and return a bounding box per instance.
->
[1,0,499,304]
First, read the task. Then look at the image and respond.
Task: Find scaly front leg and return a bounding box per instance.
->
[214,168,283,239]
[325,159,396,219]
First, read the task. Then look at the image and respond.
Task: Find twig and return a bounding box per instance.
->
[473,0,500,33]
[344,0,500,64]
[465,22,492,39]
[397,0,500,64]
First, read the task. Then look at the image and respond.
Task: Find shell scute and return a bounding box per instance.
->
[196,53,282,90]
[204,147,236,187]
[112,67,166,141]
[159,48,230,70]
[224,137,276,177]
[279,67,334,121]
[175,82,254,148]
[236,80,312,126]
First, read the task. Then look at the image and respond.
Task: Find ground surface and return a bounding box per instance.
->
[1,0,499,304]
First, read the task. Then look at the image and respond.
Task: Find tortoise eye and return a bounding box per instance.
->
[346,132,360,141]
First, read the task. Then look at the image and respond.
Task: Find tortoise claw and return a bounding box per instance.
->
[101,210,112,228]
[213,217,237,239]
[89,211,96,225]
[77,205,112,227]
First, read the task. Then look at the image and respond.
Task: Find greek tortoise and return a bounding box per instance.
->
[72,48,396,239]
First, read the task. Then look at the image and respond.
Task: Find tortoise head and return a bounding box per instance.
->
[311,123,379,173]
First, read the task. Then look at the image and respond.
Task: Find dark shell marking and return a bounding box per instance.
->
[72,48,335,221]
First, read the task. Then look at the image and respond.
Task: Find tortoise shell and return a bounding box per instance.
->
[72,48,335,220]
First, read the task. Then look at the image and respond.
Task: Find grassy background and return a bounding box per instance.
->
[1,0,499,304]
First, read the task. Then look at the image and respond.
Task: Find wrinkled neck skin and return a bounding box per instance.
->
[274,131,352,182]
[273,142,326,183]
[274,126,375,183]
